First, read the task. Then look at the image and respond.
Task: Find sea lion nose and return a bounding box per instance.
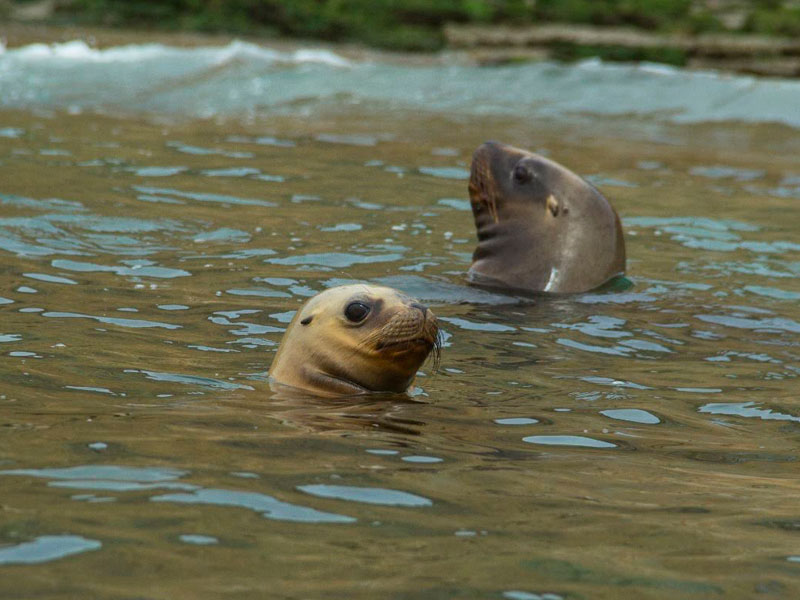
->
[409,302,428,315]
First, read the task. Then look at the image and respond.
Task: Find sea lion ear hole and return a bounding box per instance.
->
[300,315,313,326]
[546,194,560,217]
[344,302,371,323]
[512,163,532,184]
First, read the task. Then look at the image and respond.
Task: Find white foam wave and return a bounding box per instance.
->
[0,39,352,67]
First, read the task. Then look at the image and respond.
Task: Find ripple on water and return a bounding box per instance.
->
[373,275,523,305]
[439,317,515,333]
[576,291,658,305]
[133,166,188,177]
[495,418,540,425]
[216,248,278,259]
[225,135,295,147]
[742,285,800,301]
[401,456,443,464]
[366,449,399,456]
[269,311,296,324]
[580,376,653,390]
[297,484,432,507]
[0,535,101,565]
[689,165,765,181]
[554,315,630,339]
[166,141,253,158]
[52,259,190,279]
[315,133,378,146]
[600,409,661,424]
[64,385,116,395]
[696,313,800,334]
[319,223,363,232]
[0,127,25,138]
[1,465,187,482]
[193,228,251,244]
[436,198,471,211]
[179,534,218,545]
[0,193,84,211]
[22,272,78,285]
[585,174,638,188]
[3,464,354,523]
[209,315,283,336]
[418,166,470,180]
[699,402,800,423]
[43,312,181,330]
[50,480,199,492]
[503,592,563,600]
[623,216,782,253]
[125,369,254,391]
[225,288,292,299]
[522,435,617,449]
[201,167,262,178]
[133,186,276,207]
[152,488,356,523]
[266,252,404,268]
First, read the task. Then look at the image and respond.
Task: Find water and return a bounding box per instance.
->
[0,36,799,599]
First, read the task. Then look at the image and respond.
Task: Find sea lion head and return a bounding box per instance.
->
[269,285,440,397]
[467,141,625,294]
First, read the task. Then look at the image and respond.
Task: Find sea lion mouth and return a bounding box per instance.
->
[469,146,499,224]
[366,313,441,371]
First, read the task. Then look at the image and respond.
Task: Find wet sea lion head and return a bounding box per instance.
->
[467,141,626,294]
[269,285,440,397]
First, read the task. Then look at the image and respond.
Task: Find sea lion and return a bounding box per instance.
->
[269,285,440,397]
[467,141,626,294]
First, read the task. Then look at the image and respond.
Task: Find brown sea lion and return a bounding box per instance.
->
[467,141,626,294]
[269,285,440,397]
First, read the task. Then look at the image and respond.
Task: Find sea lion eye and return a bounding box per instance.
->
[344,302,370,323]
[513,163,532,184]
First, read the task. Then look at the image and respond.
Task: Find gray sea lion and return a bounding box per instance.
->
[467,141,626,294]
[269,285,440,397]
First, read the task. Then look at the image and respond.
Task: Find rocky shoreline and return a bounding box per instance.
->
[445,23,800,77]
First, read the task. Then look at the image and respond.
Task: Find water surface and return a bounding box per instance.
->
[0,37,799,599]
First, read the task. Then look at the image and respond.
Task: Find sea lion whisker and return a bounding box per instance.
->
[486,191,499,224]
[425,329,443,374]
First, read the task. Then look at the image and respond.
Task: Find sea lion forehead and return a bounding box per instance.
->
[298,284,402,318]
[478,141,574,181]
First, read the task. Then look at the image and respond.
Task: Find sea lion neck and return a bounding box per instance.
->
[470,217,559,293]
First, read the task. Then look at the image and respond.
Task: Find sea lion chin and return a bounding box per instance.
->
[467,141,626,294]
[268,285,440,397]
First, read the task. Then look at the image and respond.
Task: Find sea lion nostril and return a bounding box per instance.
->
[409,302,427,315]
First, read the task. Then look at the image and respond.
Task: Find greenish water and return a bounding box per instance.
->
[0,39,799,599]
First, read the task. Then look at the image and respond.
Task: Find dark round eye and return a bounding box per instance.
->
[344,302,370,323]
[513,163,532,184]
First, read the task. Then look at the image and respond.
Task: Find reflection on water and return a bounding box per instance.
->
[0,535,102,565]
[0,37,799,599]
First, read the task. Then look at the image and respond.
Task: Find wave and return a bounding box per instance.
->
[1,39,799,126]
